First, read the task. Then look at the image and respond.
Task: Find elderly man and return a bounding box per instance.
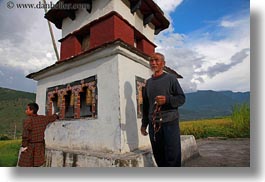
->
[141,52,185,167]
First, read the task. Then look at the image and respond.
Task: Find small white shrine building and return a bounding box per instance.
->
[27,0,197,167]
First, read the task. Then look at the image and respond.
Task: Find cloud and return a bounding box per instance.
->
[154,9,250,92]
[0,0,60,75]
[153,0,184,34]
[197,56,250,92]
[0,65,37,92]
[0,0,60,92]
[220,20,241,28]
[0,0,249,93]
[219,10,249,29]
[154,0,183,15]
[196,48,250,78]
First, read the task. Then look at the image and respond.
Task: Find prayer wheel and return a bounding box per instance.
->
[86,89,92,105]
[70,93,75,106]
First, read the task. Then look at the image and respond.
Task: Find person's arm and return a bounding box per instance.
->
[141,85,149,136]
[45,114,59,125]
[165,78,186,108]
[21,118,32,149]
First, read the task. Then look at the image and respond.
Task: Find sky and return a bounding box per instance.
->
[1,1,265,181]
[0,0,250,93]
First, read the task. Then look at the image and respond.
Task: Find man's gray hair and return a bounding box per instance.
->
[155,52,165,61]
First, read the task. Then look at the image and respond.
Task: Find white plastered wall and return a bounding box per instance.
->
[117,51,152,153]
[36,52,122,153]
[35,44,153,153]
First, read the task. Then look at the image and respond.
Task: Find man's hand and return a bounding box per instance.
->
[141,126,148,136]
[21,147,28,153]
[155,95,166,106]
[55,112,60,119]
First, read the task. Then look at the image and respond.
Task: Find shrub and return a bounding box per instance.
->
[0,135,11,141]
[231,103,250,137]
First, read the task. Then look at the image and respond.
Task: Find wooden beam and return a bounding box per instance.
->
[86,0,92,13]
[68,10,76,20]
[130,0,141,14]
[54,20,62,29]
[154,27,162,35]
[143,13,154,26]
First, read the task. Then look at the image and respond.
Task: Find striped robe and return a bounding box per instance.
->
[18,114,57,167]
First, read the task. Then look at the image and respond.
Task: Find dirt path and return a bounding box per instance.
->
[183,138,250,167]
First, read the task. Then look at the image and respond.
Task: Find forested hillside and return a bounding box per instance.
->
[0,87,35,139]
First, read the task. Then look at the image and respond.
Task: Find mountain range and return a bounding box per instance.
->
[179,90,250,121]
[0,87,250,137]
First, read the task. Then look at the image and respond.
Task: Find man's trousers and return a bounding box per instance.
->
[148,119,181,167]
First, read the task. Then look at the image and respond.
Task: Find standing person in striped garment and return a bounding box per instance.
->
[18,103,58,167]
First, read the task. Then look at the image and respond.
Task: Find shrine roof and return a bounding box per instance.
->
[45,0,169,35]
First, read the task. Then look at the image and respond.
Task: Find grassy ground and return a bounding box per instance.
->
[180,103,250,139]
[0,139,21,167]
[180,117,250,139]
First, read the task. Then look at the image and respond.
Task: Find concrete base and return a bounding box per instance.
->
[45,147,156,167]
[45,135,199,167]
[181,135,200,163]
